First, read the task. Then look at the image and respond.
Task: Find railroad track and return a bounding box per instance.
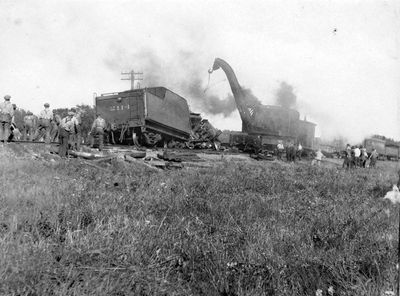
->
[8,140,262,159]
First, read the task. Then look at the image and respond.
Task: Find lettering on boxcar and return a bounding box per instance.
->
[109,105,130,111]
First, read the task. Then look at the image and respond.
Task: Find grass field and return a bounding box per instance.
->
[1,144,400,295]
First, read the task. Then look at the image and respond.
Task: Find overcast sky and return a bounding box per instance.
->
[1,0,399,142]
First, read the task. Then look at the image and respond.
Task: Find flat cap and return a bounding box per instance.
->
[4,95,11,100]
[44,103,50,107]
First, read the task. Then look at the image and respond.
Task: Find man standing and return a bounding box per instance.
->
[311,149,325,166]
[286,142,296,162]
[369,149,379,168]
[34,103,53,143]
[0,95,14,143]
[342,144,352,169]
[50,111,62,142]
[354,145,361,167]
[58,111,79,158]
[8,104,21,141]
[277,140,284,160]
[23,111,37,141]
[69,108,83,150]
[90,113,106,151]
[297,142,303,161]
[360,145,368,168]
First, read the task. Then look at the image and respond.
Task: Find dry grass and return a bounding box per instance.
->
[0,145,399,295]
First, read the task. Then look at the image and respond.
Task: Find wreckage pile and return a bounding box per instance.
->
[46,145,216,171]
[188,115,222,149]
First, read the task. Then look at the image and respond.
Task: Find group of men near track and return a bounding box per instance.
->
[0,95,106,158]
[275,139,380,168]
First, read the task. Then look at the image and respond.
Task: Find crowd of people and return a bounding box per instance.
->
[276,140,304,162]
[0,95,107,158]
[342,144,379,169]
[275,140,380,168]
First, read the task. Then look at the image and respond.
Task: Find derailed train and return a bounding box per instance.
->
[95,58,316,150]
[95,87,219,147]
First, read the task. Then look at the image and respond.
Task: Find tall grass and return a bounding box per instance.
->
[0,148,399,295]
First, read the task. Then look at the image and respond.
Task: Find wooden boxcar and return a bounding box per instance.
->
[364,138,386,156]
[385,144,399,160]
[364,138,400,160]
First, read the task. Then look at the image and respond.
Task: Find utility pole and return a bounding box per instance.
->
[121,70,143,90]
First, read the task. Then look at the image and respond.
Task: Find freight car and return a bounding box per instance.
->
[363,138,386,156]
[385,143,399,161]
[95,87,191,146]
[364,138,386,160]
[363,138,399,161]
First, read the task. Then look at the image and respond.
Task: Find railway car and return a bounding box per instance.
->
[364,138,386,157]
[95,87,191,146]
[363,138,400,161]
[385,143,399,161]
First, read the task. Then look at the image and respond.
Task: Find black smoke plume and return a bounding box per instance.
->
[186,78,237,117]
[242,88,262,107]
[275,81,296,109]
[103,48,238,117]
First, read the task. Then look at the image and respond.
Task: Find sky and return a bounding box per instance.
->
[1,0,399,143]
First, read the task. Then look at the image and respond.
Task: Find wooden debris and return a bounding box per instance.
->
[124,155,161,171]
[69,150,107,160]
[157,150,203,162]
[128,150,146,158]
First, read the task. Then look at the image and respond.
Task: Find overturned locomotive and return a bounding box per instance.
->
[95,87,192,146]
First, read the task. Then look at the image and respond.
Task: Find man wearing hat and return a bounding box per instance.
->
[23,111,37,141]
[58,110,79,157]
[0,95,14,143]
[34,103,53,144]
[90,113,106,151]
[8,104,22,141]
[276,140,284,160]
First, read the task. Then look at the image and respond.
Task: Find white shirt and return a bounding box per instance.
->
[39,108,53,120]
[60,116,79,132]
[354,148,361,157]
